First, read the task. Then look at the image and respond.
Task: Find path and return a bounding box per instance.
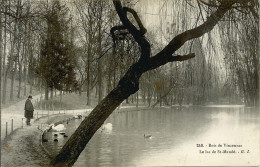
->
[1,94,43,141]
[1,95,143,166]
[1,114,75,167]
[1,93,92,141]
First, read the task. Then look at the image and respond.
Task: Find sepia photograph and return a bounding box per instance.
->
[0,0,259,166]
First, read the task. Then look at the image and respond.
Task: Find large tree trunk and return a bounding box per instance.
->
[23,63,27,96]
[1,4,7,104]
[97,45,103,103]
[0,3,2,105]
[23,20,29,97]
[10,68,15,101]
[17,42,24,99]
[17,63,22,98]
[9,25,16,102]
[10,0,22,101]
[86,35,92,105]
[1,5,7,78]
[2,68,8,104]
[51,60,143,166]
[97,6,103,103]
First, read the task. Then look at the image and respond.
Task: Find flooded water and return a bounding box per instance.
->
[43,106,260,166]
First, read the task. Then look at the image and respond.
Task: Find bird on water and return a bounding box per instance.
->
[144,134,152,139]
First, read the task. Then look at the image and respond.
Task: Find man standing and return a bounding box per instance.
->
[24,95,34,125]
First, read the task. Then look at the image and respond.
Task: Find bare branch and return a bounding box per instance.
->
[110,25,128,42]
[148,53,195,71]
[169,53,196,62]
[113,0,150,60]
[91,46,113,62]
[122,7,147,35]
[198,0,220,7]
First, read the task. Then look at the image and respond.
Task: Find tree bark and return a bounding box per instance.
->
[18,41,24,99]
[0,3,2,105]
[51,60,143,166]
[17,62,22,98]
[45,84,49,100]
[23,63,27,96]
[1,2,8,104]
[10,69,15,101]
[1,5,7,78]
[97,20,103,103]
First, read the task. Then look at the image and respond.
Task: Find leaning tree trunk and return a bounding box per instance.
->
[50,61,143,166]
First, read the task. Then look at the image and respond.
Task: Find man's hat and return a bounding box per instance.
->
[28,95,33,99]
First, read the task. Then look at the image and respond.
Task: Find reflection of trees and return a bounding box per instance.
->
[75,108,212,166]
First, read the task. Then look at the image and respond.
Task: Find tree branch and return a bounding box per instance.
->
[110,25,128,42]
[122,7,147,35]
[198,0,220,7]
[112,0,150,60]
[147,1,235,71]
[169,53,196,62]
[148,53,195,71]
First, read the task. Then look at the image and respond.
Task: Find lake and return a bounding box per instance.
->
[43,106,260,166]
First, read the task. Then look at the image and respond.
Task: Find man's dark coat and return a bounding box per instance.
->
[24,99,34,118]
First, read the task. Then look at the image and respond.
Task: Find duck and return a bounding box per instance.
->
[42,139,48,142]
[64,134,68,138]
[144,134,152,139]
[59,132,65,135]
[54,134,58,137]
[54,139,58,142]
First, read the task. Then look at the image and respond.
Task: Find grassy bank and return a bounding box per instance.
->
[35,91,149,111]
[1,78,41,109]
[35,92,99,110]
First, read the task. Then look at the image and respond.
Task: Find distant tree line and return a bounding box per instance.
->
[1,0,258,108]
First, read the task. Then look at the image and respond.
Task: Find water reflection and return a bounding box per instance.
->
[43,106,260,166]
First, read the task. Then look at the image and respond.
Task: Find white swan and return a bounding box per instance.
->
[101,123,113,131]
[49,123,66,131]
[74,115,82,119]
